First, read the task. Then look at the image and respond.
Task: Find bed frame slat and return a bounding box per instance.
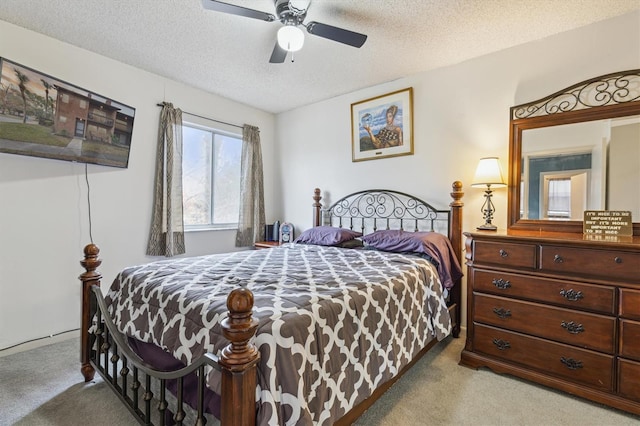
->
[132,367,140,412]
[159,380,167,426]
[144,375,153,423]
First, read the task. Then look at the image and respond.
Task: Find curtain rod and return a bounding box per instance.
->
[156,103,243,129]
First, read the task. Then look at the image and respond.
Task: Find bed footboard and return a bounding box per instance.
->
[79,244,260,426]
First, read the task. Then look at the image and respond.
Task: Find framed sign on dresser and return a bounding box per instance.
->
[460,70,640,416]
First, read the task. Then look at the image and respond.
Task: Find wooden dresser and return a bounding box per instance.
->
[460,230,640,415]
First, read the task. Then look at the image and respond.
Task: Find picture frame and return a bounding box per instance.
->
[351,87,413,162]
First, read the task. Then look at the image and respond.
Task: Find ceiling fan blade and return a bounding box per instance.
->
[306,21,367,48]
[202,0,275,22]
[269,41,287,63]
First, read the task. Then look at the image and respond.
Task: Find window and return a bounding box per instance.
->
[182,122,242,229]
[545,177,571,219]
[541,170,589,220]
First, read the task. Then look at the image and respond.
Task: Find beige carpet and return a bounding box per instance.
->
[355,333,640,425]
[1,331,639,425]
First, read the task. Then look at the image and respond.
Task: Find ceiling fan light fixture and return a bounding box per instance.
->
[277,25,304,52]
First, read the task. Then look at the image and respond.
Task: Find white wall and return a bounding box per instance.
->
[0,20,276,350]
[609,122,640,218]
[275,11,640,328]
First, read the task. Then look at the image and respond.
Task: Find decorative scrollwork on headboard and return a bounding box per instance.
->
[512,70,640,119]
[323,189,450,234]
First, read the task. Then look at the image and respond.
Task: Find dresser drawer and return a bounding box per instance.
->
[473,294,615,353]
[618,358,640,402]
[473,269,615,314]
[473,241,536,269]
[620,289,640,321]
[540,245,640,282]
[474,324,613,391]
[620,320,640,361]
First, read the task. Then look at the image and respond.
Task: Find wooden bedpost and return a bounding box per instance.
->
[220,288,260,426]
[449,181,464,261]
[449,181,464,338]
[79,243,101,382]
[313,188,322,227]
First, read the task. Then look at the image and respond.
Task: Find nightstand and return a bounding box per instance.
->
[254,241,281,249]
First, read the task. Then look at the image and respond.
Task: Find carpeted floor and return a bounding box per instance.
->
[1,332,638,425]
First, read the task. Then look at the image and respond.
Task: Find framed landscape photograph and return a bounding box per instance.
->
[351,87,413,162]
[0,57,135,168]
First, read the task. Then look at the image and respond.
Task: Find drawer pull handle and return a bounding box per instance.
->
[492,278,512,290]
[614,256,623,264]
[561,321,585,334]
[492,307,512,319]
[553,254,564,263]
[560,357,583,370]
[492,338,511,351]
[499,249,508,258]
[560,289,584,302]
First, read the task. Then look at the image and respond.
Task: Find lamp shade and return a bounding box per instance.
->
[471,157,506,187]
[277,25,305,52]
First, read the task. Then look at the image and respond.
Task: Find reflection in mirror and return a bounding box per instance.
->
[520,116,640,221]
[508,70,640,235]
[608,115,640,220]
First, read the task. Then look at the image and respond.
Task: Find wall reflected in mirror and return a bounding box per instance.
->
[520,115,640,221]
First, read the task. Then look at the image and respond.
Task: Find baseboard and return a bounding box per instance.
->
[0,329,79,357]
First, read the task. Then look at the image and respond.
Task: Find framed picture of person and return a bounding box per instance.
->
[351,87,413,162]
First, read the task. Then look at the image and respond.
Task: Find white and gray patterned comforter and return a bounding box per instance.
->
[105,243,452,425]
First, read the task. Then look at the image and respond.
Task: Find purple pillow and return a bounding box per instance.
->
[362,229,426,252]
[294,226,363,246]
[361,230,463,289]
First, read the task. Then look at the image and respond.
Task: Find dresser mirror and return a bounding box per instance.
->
[507,70,640,235]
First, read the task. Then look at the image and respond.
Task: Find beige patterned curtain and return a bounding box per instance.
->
[235,124,265,247]
[146,102,185,257]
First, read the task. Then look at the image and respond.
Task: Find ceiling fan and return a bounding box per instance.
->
[202,0,368,63]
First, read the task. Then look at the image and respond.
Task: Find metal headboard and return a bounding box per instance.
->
[321,189,451,236]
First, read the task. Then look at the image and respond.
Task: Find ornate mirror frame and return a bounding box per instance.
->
[507,70,640,235]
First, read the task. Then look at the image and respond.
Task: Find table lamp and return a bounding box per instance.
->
[471,157,506,230]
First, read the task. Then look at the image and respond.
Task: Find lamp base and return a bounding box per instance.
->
[476,223,498,231]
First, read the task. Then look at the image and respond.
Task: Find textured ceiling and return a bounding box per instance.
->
[1,0,639,113]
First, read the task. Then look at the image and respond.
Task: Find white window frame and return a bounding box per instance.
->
[182,120,242,232]
[539,170,590,220]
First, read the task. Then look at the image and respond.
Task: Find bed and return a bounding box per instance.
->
[78,182,465,425]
